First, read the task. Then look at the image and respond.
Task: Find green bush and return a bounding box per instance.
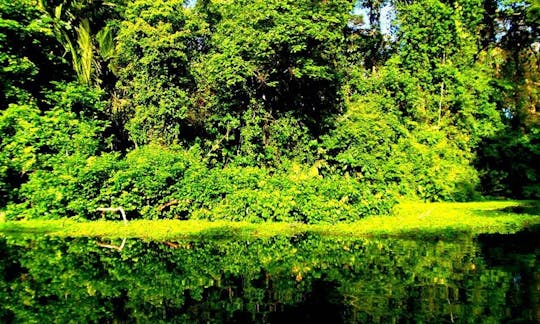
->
[1,82,108,218]
[1,110,105,216]
[321,95,480,202]
[192,163,395,223]
[6,144,395,223]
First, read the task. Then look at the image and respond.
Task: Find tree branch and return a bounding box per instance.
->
[96,207,128,225]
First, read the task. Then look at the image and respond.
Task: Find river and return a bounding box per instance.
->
[1,230,538,323]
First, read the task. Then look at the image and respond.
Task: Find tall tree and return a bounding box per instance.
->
[0,0,68,108]
[475,0,540,198]
[194,0,354,164]
[113,0,208,147]
[36,0,124,87]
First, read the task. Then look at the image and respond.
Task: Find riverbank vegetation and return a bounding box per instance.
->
[1,0,538,223]
[1,201,539,240]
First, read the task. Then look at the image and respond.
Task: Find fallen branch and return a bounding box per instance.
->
[163,241,179,249]
[96,207,128,225]
[157,199,179,212]
[97,238,127,251]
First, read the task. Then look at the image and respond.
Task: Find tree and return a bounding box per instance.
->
[475,0,540,198]
[114,0,207,146]
[193,0,354,165]
[0,0,68,108]
[36,0,124,87]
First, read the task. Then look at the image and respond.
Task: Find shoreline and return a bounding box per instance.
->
[1,201,539,241]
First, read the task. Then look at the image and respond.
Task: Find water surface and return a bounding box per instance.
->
[0,231,538,323]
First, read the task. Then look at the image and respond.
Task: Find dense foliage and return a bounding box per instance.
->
[1,0,538,222]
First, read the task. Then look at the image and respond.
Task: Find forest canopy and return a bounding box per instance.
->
[0,0,538,223]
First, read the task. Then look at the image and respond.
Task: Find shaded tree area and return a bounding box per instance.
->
[0,0,538,222]
[475,0,540,197]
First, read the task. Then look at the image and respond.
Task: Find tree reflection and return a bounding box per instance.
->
[0,232,538,323]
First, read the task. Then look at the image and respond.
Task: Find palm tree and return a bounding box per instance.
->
[37,0,119,86]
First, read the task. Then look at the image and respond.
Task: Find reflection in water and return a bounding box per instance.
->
[0,232,538,323]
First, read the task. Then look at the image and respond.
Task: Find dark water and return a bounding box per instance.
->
[0,231,538,323]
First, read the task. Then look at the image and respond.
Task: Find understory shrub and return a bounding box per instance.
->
[192,163,395,223]
[5,145,395,223]
[322,92,481,202]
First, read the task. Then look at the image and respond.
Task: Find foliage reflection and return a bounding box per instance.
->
[0,232,538,323]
